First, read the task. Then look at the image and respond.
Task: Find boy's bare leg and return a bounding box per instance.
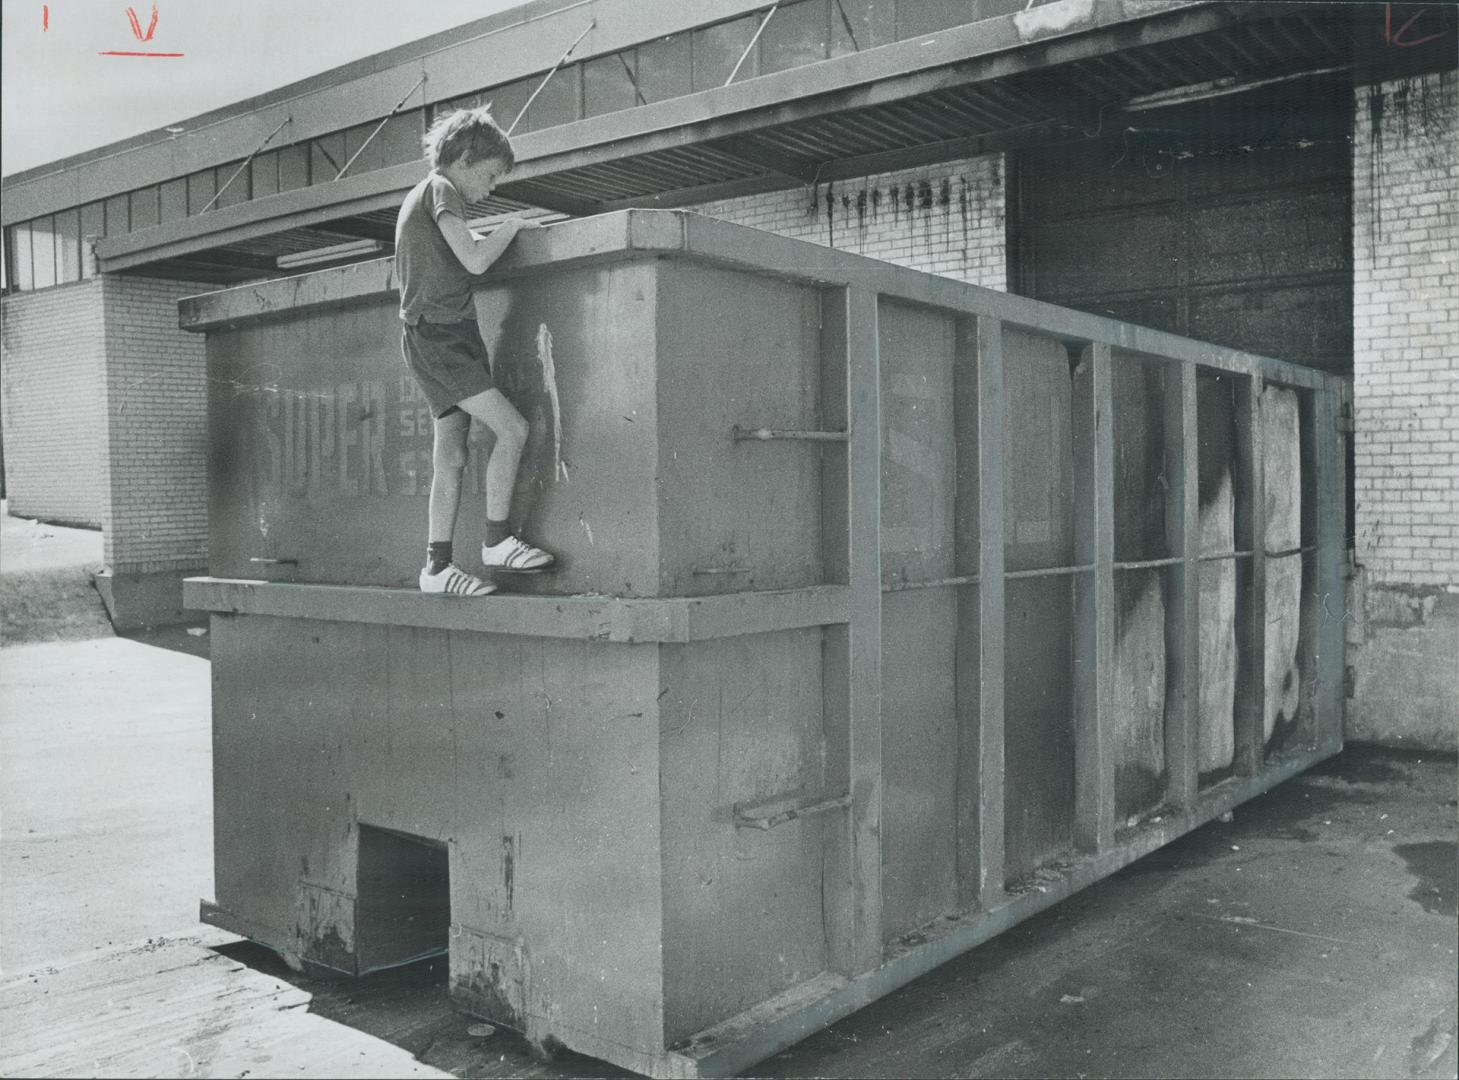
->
[456,388,555,571]
[428,410,472,546]
[419,409,495,594]
[455,388,527,524]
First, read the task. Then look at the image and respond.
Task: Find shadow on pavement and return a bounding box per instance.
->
[118,623,212,660]
[213,939,630,1079]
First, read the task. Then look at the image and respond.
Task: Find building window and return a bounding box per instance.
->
[830,0,891,55]
[278,144,310,192]
[510,64,581,134]
[341,122,384,177]
[186,170,217,215]
[896,0,968,39]
[310,133,347,184]
[159,177,189,224]
[214,162,251,208]
[761,0,830,75]
[10,223,34,291]
[693,15,761,89]
[252,150,280,198]
[481,79,531,133]
[55,209,82,283]
[377,111,424,167]
[79,202,104,278]
[130,187,160,231]
[104,194,130,235]
[636,33,691,103]
[30,216,57,289]
[583,51,643,118]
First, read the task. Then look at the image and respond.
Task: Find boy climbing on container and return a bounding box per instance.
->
[396,106,555,596]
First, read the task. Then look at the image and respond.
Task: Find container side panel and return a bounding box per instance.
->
[659,630,830,1044]
[210,615,382,968]
[880,589,959,940]
[1001,328,1076,879]
[878,302,957,589]
[1112,569,1167,821]
[212,616,666,1048]
[1001,330,1074,573]
[655,264,824,596]
[1261,386,1303,749]
[877,300,960,941]
[476,262,663,596]
[1004,576,1076,880]
[1109,354,1169,822]
[436,634,666,1049]
[205,264,661,594]
[1196,372,1239,777]
[1111,359,1169,563]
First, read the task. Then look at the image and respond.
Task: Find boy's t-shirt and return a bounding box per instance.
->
[395,172,475,326]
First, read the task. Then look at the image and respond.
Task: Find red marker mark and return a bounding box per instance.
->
[100,2,183,56]
[126,2,159,41]
[43,5,49,31]
[1384,4,1444,48]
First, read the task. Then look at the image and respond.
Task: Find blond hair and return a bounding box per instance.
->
[422,106,515,172]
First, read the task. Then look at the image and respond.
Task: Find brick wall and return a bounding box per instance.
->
[1352,71,1458,589]
[1348,70,1458,751]
[692,154,1007,290]
[0,280,110,528]
[100,276,210,575]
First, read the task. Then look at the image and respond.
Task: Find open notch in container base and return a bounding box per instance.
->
[354,825,451,974]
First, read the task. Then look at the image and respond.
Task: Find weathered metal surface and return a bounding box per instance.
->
[1196,370,1239,776]
[879,301,959,942]
[189,209,1346,1078]
[1263,386,1304,745]
[658,630,830,1043]
[1001,327,1076,879]
[1072,343,1117,853]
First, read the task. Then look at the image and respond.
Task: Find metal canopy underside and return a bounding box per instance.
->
[110,3,1435,285]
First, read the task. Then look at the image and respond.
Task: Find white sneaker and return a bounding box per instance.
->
[419,563,496,596]
[481,535,556,573]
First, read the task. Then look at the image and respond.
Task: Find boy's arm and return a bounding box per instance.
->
[437,213,538,276]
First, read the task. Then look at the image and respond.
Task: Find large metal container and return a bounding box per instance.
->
[182,210,1348,1078]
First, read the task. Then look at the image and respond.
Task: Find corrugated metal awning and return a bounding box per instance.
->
[103,1,1452,284]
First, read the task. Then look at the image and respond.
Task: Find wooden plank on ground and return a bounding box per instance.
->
[0,934,446,1079]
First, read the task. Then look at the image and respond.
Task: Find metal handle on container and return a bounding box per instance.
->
[734,792,852,831]
[733,425,849,442]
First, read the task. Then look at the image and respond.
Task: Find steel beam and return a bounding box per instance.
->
[958,315,1005,910]
[1163,360,1201,810]
[1234,375,1267,776]
[1072,342,1116,852]
[91,0,1241,271]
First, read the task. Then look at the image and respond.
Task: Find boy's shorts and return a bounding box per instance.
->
[400,318,495,418]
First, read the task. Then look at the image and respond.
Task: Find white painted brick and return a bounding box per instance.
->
[1354,72,1459,588]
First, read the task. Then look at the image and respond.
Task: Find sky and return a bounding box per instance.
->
[1,0,532,176]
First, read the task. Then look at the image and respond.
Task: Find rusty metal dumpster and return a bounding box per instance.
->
[181,209,1348,1078]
